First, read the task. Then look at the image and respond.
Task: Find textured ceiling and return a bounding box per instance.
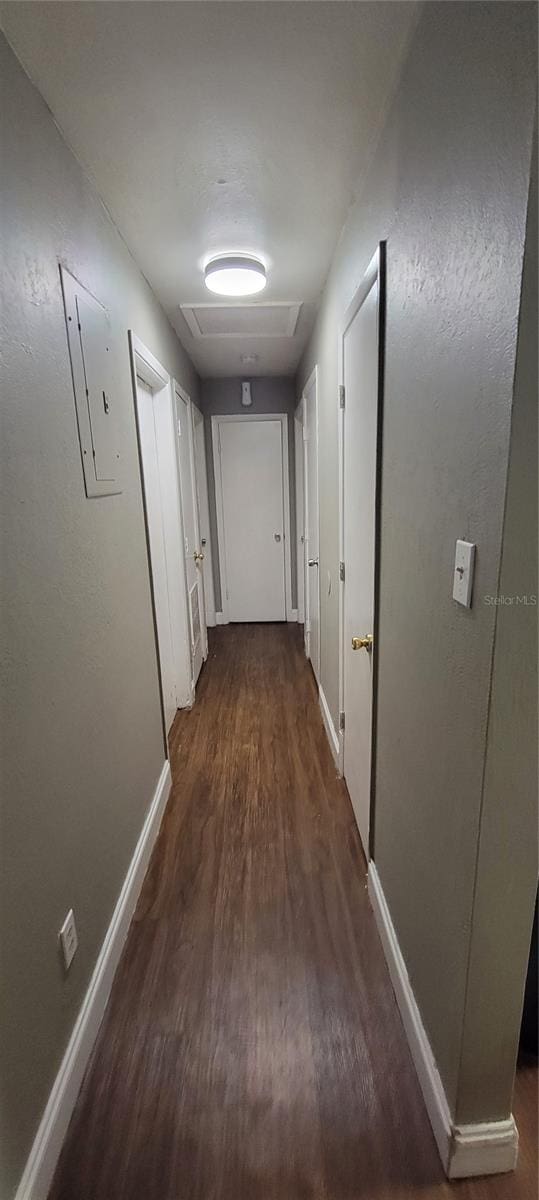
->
[2,1,418,377]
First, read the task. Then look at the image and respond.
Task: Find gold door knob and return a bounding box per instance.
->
[352,635,373,652]
[194,551,205,564]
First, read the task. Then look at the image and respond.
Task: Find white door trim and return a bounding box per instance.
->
[211,412,293,623]
[129,331,193,725]
[337,244,386,817]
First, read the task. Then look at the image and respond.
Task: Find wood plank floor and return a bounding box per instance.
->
[49,624,537,1200]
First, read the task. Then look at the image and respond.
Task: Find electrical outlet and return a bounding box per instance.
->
[59,909,78,971]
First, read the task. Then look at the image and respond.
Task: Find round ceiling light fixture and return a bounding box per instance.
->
[204,255,267,297]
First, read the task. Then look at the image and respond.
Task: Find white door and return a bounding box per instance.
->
[303,371,320,681]
[192,405,215,628]
[342,257,380,855]
[294,409,305,625]
[216,418,286,622]
[136,378,177,732]
[175,389,206,685]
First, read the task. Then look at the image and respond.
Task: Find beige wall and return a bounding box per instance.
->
[297,2,537,1121]
[0,35,198,1199]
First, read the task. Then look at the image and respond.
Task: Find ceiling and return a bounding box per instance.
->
[2,1,418,378]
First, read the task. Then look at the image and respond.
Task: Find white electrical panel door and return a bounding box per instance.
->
[60,266,121,497]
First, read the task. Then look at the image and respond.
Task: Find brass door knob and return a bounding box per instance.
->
[194,551,205,563]
[352,635,373,651]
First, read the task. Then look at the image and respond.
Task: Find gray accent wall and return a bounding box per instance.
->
[200,378,297,613]
[0,35,199,1199]
[456,127,538,1125]
[297,2,537,1124]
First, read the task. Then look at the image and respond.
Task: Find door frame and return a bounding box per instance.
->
[128,332,193,741]
[337,242,386,852]
[173,382,209,669]
[302,366,320,673]
[211,412,293,623]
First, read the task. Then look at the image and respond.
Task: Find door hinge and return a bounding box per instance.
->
[339,385,345,409]
[339,561,345,582]
[339,711,345,732]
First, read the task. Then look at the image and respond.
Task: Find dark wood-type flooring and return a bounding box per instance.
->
[49,624,537,1200]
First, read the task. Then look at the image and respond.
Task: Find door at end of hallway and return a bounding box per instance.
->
[212,413,292,623]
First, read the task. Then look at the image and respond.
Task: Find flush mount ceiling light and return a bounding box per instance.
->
[204,255,266,297]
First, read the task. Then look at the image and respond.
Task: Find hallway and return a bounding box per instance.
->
[48,626,536,1200]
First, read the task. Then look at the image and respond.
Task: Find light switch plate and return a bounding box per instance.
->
[453,539,476,607]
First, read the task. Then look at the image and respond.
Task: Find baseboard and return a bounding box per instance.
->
[289,608,298,622]
[215,611,227,625]
[449,1117,518,1179]
[318,685,340,767]
[367,863,518,1180]
[15,760,172,1200]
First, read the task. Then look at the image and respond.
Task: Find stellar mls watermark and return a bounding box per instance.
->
[483,594,537,606]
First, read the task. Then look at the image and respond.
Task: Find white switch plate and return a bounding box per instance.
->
[453,539,476,607]
[59,908,78,971]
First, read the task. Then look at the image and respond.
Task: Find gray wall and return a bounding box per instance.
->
[200,378,297,613]
[0,35,198,1199]
[456,128,538,1124]
[297,2,537,1123]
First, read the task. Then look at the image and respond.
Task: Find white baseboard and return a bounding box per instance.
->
[318,685,340,767]
[449,1118,518,1179]
[289,608,298,622]
[16,760,172,1200]
[367,863,518,1180]
[215,611,227,625]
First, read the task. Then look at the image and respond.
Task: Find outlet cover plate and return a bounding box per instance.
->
[59,908,78,971]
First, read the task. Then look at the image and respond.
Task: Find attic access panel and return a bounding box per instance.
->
[180,302,301,340]
[60,266,121,497]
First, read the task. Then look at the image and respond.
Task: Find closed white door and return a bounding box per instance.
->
[217,418,286,622]
[192,405,215,629]
[342,264,380,855]
[136,378,177,732]
[175,389,206,685]
[304,372,320,680]
[294,410,305,625]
